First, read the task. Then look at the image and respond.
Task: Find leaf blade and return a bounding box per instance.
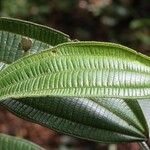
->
[1,97,149,143]
[0,134,44,150]
[0,17,70,45]
[0,42,149,99]
[0,17,70,64]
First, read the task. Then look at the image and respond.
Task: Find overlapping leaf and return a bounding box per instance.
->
[0,134,44,150]
[1,97,149,143]
[0,42,150,100]
[0,17,70,63]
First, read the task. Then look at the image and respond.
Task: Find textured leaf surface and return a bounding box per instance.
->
[1,97,149,143]
[0,134,44,150]
[0,44,149,143]
[0,42,150,100]
[139,100,150,134]
[0,17,70,63]
[0,62,149,143]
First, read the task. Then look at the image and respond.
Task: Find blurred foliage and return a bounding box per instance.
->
[0,0,149,149]
[130,19,150,46]
[0,0,149,53]
[0,0,29,17]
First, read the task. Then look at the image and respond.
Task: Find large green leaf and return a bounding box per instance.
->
[1,97,149,143]
[0,134,44,150]
[0,17,70,63]
[0,42,150,100]
[0,62,149,143]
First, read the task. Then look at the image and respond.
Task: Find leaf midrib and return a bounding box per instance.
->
[0,52,149,80]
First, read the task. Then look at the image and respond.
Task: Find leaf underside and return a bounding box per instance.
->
[0,42,150,100]
[0,30,51,64]
[0,134,44,150]
[0,17,70,64]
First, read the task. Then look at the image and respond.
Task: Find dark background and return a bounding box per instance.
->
[0,0,150,149]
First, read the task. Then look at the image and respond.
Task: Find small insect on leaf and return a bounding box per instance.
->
[21,37,32,52]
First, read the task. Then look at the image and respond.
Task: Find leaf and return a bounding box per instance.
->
[1,97,149,143]
[0,134,44,150]
[0,44,149,143]
[0,42,150,100]
[138,100,150,134]
[0,17,70,63]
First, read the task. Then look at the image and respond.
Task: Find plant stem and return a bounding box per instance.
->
[139,142,150,150]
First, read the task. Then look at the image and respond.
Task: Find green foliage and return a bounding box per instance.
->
[0,17,149,148]
[1,0,29,17]
[0,134,44,150]
[1,97,149,143]
[0,42,150,100]
[130,19,150,29]
[129,19,150,46]
[0,18,70,63]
